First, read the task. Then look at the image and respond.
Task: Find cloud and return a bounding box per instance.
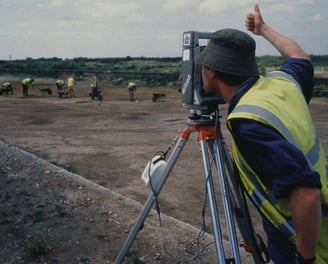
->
[303,0,315,4]
[47,0,66,8]
[77,2,145,20]
[162,0,193,9]
[311,13,324,21]
[0,0,327,59]
[199,0,250,13]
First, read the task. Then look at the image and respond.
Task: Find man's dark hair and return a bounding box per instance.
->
[215,70,249,86]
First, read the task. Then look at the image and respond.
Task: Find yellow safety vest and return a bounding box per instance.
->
[227,73,328,263]
[2,82,11,87]
[22,78,33,85]
[91,77,97,88]
[67,77,74,87]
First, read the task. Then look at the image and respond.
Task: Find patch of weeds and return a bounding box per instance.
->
[55,204,67,217]
[24,230,51,258]
[35,203,46,209]
[77,256,90,263]
[6,175,26,183]
[203,224,213,234]
[17,190,33,197]
[62,163,78,174]
[31,210,46,223]
[0,208,8,217]
[0,218,13,224]
[96,234,108,241]
[2,192,11,201]
[0,208,15,224]
[127,250,146,264]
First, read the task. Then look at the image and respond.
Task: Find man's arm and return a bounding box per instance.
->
[288,187,321,261]
[245,5,320,261]
[245,4,310,60]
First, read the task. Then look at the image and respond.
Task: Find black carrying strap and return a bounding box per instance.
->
[223,148,271,263]
[235,187,271,263]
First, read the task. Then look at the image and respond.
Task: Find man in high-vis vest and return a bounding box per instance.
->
[128,82,137,102]
[1,81,13,95]
[67,75,75,98]
[90,74,100,100]
[21,77,34,97]
[198,4,327,264]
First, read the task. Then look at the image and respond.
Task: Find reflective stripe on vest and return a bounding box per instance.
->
[266,71,302,93]
[232,104,321,169]
[233,148,297,240]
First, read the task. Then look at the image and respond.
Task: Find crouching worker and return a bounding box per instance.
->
[1,82,13,95]
[21,77,34,97]
[128,82,137,102]
[55,79,67,97]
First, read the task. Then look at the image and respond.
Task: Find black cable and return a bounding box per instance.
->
[147,150,204,263]
[145,125,221,263]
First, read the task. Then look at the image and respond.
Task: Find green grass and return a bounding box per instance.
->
[24,230,51,258]
[61,163,78,174]
[6,175,26,183]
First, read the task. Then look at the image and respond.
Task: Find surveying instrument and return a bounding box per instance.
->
[115,31,270,264]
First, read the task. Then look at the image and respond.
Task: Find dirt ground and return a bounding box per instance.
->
[0,79,327,264]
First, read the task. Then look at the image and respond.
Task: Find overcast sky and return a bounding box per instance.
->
[1,0,327,60]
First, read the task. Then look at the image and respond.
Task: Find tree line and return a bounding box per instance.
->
[1,56,328,90]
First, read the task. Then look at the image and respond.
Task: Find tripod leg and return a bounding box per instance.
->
[114,128,191,264]
[199,140,228,263]
[212,139,242,263]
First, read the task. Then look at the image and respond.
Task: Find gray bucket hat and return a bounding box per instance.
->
[198,28,258,76]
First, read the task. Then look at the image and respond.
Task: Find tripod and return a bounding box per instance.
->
[114,110,269,264]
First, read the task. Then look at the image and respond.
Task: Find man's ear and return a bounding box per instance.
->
[208,68,216,79]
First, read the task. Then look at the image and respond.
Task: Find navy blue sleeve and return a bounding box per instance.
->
[280,58,314,104]
[229,119,321,199]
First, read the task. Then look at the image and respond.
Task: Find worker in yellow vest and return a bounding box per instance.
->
[55,79,66,97]
[198,5,327,264]
[90,74,99,100]
[128,82,137,102]
[21,77,34,97]
[1,81,13,95]
[67,75,75,98]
